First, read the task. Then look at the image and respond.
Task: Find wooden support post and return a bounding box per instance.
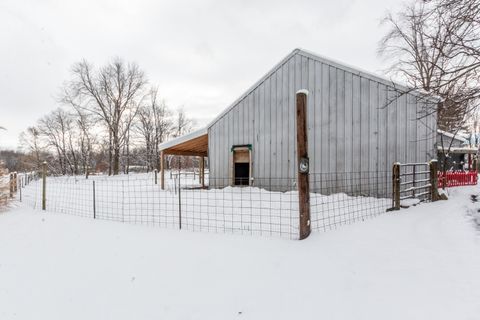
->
[160,151,165,190]
[13,172,17,192]
[200,156,205,188]
[429,160,439,201]
[392,163,400,210]
[42,161,47,210]
[296,90,310,240]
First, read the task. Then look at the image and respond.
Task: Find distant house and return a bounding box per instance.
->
[159,48,438,193]
[437,130,477,170]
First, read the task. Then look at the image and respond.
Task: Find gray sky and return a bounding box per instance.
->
[0,0,402,149]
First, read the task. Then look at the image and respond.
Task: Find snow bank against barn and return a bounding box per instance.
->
[0,187,480,320]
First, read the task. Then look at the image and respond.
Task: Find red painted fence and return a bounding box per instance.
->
[437,171,478,188]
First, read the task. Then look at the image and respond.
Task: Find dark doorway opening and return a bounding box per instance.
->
[234,163,250,185]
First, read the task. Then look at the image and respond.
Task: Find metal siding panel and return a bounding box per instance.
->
[329,66,337,175]
[344,72,353,173]
[397,93,407,163]
[276,66,284,180]
[352,74,361,174]
[264,77,271,181]
[281,63,289,180]
[336,69,345,175]
[270,69,277,180]
[360,77,370,173]
[369,81,379,175]
[259,82,265,179]
[307,58,315,178]
[288,57,296,180]
[254,87,261,181]
[321,63,330,175]
[313,61,322,180]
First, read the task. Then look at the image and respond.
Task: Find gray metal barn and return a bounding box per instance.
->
[159,48,438,194]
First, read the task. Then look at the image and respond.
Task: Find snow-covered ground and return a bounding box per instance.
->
[1,186,479,319]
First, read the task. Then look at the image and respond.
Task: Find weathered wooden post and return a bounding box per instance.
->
[42,161,47,210]
[160,151,165,190]
[13,172,17,192]
[296,89,310,240]
[429,160,439,201]
[392,163,400,210]
[9,173,13,198]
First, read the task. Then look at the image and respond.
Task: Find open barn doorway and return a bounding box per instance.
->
[232,145,252,186]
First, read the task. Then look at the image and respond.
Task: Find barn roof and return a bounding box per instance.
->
[158,128,208,157]
[159,48,441,155]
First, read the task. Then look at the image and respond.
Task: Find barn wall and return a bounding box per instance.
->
[208,51,437,194]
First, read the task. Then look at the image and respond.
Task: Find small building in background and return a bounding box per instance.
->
[437,130,477,171]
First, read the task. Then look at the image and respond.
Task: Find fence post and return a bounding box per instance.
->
[178,171,182,230]
[154,169,158,185]
[392,163,400,210]
[93,180,96,219]
[429,160,439,202]
[296,90,311,240]
[160,151,165,190]
[42,161,47,210]
[9,173,13,198]
[19,175,22,202]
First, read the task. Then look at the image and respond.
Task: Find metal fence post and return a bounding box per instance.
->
[429,160,439,201]
[42,161,47,210]
[154,169,158,185]
[392,163,400,210]
[178,172,182,230]
[93,180,96,219]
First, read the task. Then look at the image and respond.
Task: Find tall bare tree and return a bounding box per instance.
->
[135,87,173,171]
[61,58,147,175]
[19,126,44,169]
[379,0,480,131]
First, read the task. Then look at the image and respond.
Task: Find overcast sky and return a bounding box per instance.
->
[0,0,403,149]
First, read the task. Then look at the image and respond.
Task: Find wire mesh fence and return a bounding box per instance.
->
[19,170,394,239]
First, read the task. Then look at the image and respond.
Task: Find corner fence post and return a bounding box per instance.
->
[296,89,311,240]
[392,163,400,210]
[42,161,47,210]
[429,160,439,202]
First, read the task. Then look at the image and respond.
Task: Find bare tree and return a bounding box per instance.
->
[61,58,147,175]
[379,0,480,131]
[135,87,174,171]
[19,126,44,169]
[37,108,75,175]
[172,107,194,138]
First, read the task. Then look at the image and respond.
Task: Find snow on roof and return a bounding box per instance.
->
[163,48,442,149]
[437,129,468,143]
[207,48,441,129]
[158,127,208,151]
